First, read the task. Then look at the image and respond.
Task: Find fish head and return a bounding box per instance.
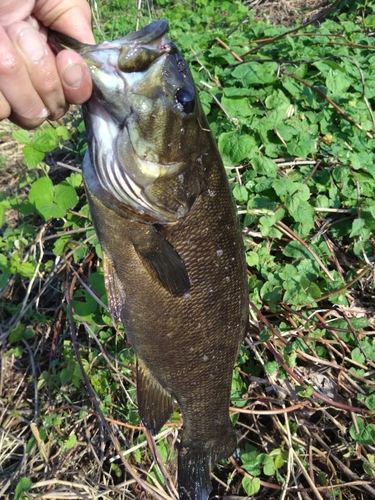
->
[49,21,207,223]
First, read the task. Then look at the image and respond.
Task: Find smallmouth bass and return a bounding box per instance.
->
[49,20,248,500]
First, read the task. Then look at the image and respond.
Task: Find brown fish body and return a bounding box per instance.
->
[50,20,248,500]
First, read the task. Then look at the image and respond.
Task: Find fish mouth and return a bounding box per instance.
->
[49,20,172,73]
[49,19,169,49]
[49,21,202,224]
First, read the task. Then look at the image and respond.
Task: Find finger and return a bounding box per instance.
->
[0,24,48,128]
[7,21,68,121]
[34,0,95,44]
[0,0,35,26]
[0,90,11,121]
[55,49,92,104]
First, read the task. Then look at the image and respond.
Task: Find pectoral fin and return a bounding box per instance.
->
[102,251,126,323]
[134,228,190,297]
[137,358,173,435]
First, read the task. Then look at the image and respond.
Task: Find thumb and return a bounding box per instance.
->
[34,0,95,44]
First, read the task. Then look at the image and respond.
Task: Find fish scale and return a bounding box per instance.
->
[49,19,248,500]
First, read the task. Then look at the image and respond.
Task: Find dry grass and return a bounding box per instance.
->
[249,0,330,25]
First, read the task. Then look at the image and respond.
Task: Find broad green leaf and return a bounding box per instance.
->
[12,129,31,145]
[72,289,98,319]
[221,96,253,118]
[352,424,375,445]
[263,456,275,476]
[246,251,259,267]
[55,181,79,210]
[231,62,278,86]
[35,201,66,220]
[350,218,365,238]
[283,241,310,259]
[33,128,59,152]
[218,132,255,164]
[9,324,26,343]
[251,155,278,177]
[351,347,365,365]
[60,368,72,386]
[29,177,54,204]
[326,69,352,94]
[22,145,45,168]
[242,476,261,496]
[233,184,248,203]
[287,138,316,157]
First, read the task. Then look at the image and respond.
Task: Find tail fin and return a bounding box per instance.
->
[178,448,212,500]
[177,430,236,500]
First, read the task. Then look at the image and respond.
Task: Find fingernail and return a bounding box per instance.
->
[18,27,46,62]
[37,107,50,118]
[63,64,83,88]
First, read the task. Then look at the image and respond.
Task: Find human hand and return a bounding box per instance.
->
[0,0,95,129]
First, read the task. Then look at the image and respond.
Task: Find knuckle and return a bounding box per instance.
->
[0,53,22,78]
[0,98,11,120]
[49,104,68,121]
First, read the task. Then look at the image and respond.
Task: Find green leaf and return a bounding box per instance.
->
[55,125,71,140]
[33,128,59,152]
[55,181,79,210]
[351,347,365,365]
[67,172,83,188]
[22,144,45,168]
[233,184,248,203]
[326,69,352,94]
[242,476,261,496]
[221,96,253,118]
[350,218,365,238]
[246,251,259,267]
[60,368,72,386]
[366,395,375,412]
[35,201,66,220]
[65,434,77,449]
[231,62,278,86]
[29,177,54,204]
[0,203,5,227]
[251,155,278,177]
[12,129,31,145]
[353,424,375,445]
[265,361,278,375]
[218,132,256,164]
[9,324,26,343]
[15,477,32,500]
[283,241,310,259]
[263,456,275,476]
[295,385,314,397]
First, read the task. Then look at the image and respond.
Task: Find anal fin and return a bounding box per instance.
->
[102,250,126,324]
[134,227,190,297]
[137,358,173,435]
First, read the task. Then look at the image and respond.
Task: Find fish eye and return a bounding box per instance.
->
[175,87,195,114]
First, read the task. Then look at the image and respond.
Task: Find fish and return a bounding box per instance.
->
[49,20,249,500]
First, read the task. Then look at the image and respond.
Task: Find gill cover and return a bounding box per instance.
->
[49,20,205,224]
